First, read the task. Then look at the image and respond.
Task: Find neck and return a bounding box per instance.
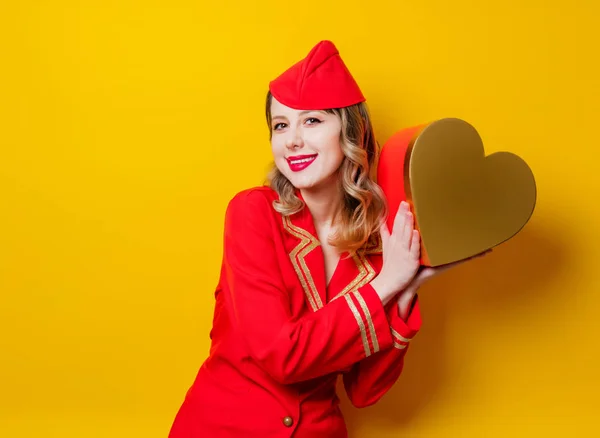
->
[300,182,343,230]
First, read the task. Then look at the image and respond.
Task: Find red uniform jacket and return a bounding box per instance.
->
[168,186,422,437]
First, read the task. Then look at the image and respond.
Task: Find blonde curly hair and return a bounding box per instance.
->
[264,91,387,256]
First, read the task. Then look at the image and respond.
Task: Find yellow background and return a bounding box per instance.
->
[1,1,599,437]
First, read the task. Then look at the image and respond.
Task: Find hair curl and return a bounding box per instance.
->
[264,91,387,256]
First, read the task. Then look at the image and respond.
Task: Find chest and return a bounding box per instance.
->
[280,217,382,313]
[313,224,344,287]
[320,240,341,286]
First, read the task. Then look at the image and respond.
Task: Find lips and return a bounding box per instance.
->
[287,154,317,172]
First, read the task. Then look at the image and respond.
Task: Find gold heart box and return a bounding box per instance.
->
[377,118,537,266]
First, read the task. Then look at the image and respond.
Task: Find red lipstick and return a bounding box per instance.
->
[287,154,317,172]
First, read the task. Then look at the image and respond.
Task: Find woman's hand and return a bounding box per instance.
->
[395,249,492,319]
[369,201,421,306]
[406,249,492,294]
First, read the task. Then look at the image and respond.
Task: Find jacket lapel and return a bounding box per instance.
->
[280,191,383,312]
[282,207,327,312]
[328,236,383,302]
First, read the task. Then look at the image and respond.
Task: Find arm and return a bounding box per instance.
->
[223,190,395,385]
[342,293,422,408]
[342,247,491,408]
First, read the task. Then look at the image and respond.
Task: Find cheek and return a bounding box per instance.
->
[322,135,344,162]
[270,139,285,157]
[307,129,341,153]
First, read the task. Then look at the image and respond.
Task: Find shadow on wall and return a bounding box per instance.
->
[340,219,570,433]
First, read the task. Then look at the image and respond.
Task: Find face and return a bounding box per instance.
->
[270,96,345,191]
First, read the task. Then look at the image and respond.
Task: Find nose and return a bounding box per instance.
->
[285,127,304,150]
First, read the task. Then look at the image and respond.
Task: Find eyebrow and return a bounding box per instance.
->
[271,110,327,120]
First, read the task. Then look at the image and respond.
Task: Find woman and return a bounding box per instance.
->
[168,40,479,437]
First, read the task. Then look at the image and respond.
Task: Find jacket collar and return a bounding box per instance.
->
[281,189,381,312]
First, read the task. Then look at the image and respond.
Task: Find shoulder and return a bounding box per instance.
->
[230,185,279,202]
[227,185,278,211]
[225,186,280,227]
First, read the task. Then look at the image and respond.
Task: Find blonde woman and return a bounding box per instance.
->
[169,40,479,438]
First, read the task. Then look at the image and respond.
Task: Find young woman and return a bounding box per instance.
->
[168,40,481,438]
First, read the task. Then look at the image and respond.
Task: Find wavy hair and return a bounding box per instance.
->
[264,91,388,256]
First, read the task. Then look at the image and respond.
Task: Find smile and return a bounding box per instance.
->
[287,154,317,172]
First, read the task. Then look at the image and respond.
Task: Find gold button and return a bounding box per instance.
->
[282,416,293,427]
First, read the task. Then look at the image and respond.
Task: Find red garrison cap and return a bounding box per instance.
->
[269,40,366,110]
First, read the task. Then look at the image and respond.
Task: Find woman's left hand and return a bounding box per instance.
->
[413,249,491,292]
[396,249,492,319]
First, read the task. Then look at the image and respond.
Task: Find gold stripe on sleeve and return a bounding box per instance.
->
[391,327,412,343]
[393,341,407,350]
[352,290,380,354]
[344,294,372,357]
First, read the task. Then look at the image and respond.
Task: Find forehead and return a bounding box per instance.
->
[270,96,328,119]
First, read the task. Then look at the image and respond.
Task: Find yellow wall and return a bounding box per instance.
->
[1,1,599,436]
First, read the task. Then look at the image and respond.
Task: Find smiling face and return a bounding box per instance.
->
[269,96,345,191]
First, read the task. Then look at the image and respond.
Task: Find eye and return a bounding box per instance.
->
[273,122,286,131]
[306,117,322,125]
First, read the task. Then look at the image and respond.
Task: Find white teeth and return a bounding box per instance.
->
[290,157,316,164]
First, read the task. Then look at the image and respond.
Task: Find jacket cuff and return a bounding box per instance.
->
[345,283,394,358]
[388,296,422,350]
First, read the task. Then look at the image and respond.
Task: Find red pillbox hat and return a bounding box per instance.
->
[269,40,366,110]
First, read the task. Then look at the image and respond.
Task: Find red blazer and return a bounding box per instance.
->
[168,186,422,438]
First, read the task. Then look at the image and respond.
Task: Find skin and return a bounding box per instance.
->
[270,96,345,226]
[270,96,489,319]
[270,97,345,286]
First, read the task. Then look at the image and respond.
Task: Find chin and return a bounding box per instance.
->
[286,177,318,190]
[276,162,339,191]
[289,175,338,192]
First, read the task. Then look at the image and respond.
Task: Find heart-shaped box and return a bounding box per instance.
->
[377,118,537,266]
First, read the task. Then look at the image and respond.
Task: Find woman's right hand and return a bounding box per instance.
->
[370,201,421,306]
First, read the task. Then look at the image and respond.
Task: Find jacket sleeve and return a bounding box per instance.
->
[222,190,395,385]
[342,296,422,408]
